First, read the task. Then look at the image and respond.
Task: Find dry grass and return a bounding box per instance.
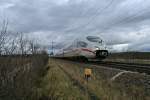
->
[3,57,148,100]
[38,60,88,100]
[0,54,49,100]
[51,58,150,100]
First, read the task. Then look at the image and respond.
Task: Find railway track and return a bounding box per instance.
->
[87,61,150,75]
[53,58,150,75]
[51,58,150,93]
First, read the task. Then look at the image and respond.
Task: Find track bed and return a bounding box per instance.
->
[43,58,150,100]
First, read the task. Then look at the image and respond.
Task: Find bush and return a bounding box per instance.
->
[0,54,49,100]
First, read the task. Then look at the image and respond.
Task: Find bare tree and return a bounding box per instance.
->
[4,38,17,55]
[29,39,47,54]
[29,40,39,54]
[17,33,29,55]
[0,20,8,55]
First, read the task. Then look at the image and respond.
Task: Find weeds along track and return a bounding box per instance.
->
[55,59,150,75]
[62,59,150,75]
[57,64,100,100]
[90,61,150,75]
[58,60,150,75]
[51,59,150,99]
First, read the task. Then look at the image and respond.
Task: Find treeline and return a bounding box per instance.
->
[0,20,45,55]
[108,52,150,59]
[0,20,49,100]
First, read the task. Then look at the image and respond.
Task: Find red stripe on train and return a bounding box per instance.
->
[81,48,95,54]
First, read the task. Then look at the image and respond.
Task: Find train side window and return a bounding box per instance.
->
[77,41,88,47]
[86,36,102,43]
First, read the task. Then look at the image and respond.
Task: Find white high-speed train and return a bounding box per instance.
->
[55,36,108,61]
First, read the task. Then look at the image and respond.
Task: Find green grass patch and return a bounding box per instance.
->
[38,60,88,100]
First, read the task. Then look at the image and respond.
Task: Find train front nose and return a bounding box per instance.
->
[96,50,108,58]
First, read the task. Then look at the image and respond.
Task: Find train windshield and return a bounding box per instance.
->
[86,36,102,43]
[77,41,88,47]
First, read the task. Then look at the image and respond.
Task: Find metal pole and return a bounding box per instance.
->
[51,41,54,55]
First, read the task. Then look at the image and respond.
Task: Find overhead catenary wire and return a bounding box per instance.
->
[81,0,114,29]
[99,7,150,33]
[66,0,150,35]
[59,0,150,50]
[65,0,115,33]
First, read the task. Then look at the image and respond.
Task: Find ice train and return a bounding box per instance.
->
[55,36,108,61]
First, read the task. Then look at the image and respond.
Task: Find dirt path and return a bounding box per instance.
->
[38,60,89,100]
[57,64,100,100]
[39,58,150,100]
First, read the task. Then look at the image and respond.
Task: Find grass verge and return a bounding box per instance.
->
[38,59,88,100]
[50,58,150,100]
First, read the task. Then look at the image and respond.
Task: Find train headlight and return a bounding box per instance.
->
[95,47,99,50]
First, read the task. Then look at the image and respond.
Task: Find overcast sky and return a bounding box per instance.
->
[0,0,150,52]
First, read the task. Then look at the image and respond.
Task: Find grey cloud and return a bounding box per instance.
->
[0,0,150,52]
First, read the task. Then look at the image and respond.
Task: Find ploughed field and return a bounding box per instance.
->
[105,52,150,64]
[40,58,150,100]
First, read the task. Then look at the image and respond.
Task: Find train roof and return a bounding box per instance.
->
[86,36,102,43]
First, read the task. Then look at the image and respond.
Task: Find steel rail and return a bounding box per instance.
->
[88,61,150,75]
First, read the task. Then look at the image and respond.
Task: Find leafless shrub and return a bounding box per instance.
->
[29,40,44,54]
[0,20,8,55]
[0,20,49,100]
